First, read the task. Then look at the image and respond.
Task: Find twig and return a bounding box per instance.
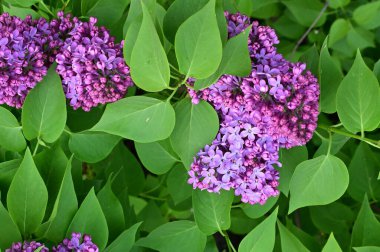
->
[291,1,329,58]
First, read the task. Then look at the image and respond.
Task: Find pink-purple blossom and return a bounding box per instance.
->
[55,13,133,111]
[52,232,99,252]
[5,241,48,252]
[187,12,320,205]
[0,13,53,108]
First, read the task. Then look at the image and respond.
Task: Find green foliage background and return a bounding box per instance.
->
[0,0,380,251]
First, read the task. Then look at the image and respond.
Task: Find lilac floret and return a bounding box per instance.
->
[55,14,133,111]
[52,232,99,252]
[0,13,54,108]
[5,241,49,252]
[187,12,320,205]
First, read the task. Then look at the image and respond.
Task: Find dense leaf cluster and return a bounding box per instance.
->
[0,0,380,252]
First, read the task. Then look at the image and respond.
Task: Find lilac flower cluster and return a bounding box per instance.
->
[0,12,133,111]
[53,233,99,252]
[55,13,133,111]
[6,233,98,252]
[188,12,319,205]
[0,13,53,108]
[6,241,48,252]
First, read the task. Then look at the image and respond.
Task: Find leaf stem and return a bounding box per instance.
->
[291,1,329,58]
[318,125,380,148]
[63,128,72,135]
[138,193,167,201]
[39,0,55,17]
[219,231,237,252]
[33,140,40,156]
[166,87,179,101]
[327,131,332,155]
[170,75,181,81]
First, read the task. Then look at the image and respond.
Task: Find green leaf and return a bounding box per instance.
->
[353,1,380,30]
[170,98,219,169]
[137,200,166,232]
[282,0,326,27]
[230,209,261,235]
[163,0,208,43]
[0,107,26,152]
[0,201,21,250]
[278,146,308,196]
[167,163,193,204]
[135,138,179,175]
[192,189,234,235]
[130,1,170,92]
[328,0,350,9]
[310,202,353,234]
[328,19,350,47]
[348,142,380,202]
[34,146,68,218]
[250,0,281,19]
[277,220,310,252]
[136,220,207,252]
[351,195,380,247]
[215,0,228,44]
[241,196,278,219]
[0,159,21,195]
[4,0,38,7]
[319,38,343,114]
[236,0,254,15]
[97,176,125,242]
[299,45,319,76]
[36,157,78,243]
[322,233,342,252]
[2,4,40,19]
[7,148,48,236]
[286,220,322,251]
[122,0,156,64]
[96,143,145,196]
[22,65,67,143]
[374,59,380,82]
[354,247,380,252]
[336,50,380,134]
[194,25,252,90]
[92,96,175,143]
[104,222,142,252]
[238,208,278,252]
[313,134,349,158]
[66,188,108,250]
[69,131,120,163]
[175,0,222,78]
[346,27,375,50]
[82,0,130,28]
[289,155,349,213]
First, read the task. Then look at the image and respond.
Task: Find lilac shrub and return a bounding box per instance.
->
[188,12,320,205]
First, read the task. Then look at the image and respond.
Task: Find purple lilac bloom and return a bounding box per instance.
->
[55,13,133,111]
[52,232,99,252]
[6,241,49,252]
[187,12,320,205]
[0,13,54,108]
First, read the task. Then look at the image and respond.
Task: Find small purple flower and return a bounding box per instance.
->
[6,241,48,252]
[52,233,99,252]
